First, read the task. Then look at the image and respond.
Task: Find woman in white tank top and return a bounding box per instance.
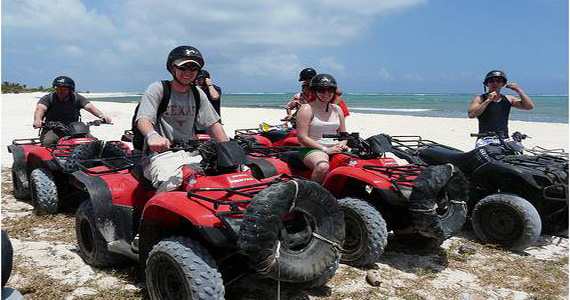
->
[296,74,348,184]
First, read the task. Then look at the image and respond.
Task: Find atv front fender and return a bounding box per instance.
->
[323,166,393,196]
[7,145,28,189]
[143,192,222,228]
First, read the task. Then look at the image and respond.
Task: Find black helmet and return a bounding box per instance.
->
[52,76,75,91]
[196,69,210,80]
[298,67,317,82]
[166,46,204,73]
[483,70,507,85]
[309,73,337,90]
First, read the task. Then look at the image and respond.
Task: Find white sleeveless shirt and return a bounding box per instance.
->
[308,105,341,147]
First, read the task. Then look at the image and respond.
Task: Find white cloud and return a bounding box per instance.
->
[3,0,425,90]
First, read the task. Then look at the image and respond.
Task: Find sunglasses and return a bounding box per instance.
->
[487,78,505,84]
[175,64,200,72]
[314,87,336,93]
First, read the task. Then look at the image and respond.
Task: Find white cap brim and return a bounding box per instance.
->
[173,59,201,67]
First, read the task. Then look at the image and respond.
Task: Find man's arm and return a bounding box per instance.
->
[468,95,492,118]
[506,83,534,110]
[33,104,48,128]
[207,122,229,142]
[83,103,113,123]
[204,78,220,101]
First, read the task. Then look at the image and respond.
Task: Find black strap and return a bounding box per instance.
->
[157,80,171,117]
[190,85,201,132]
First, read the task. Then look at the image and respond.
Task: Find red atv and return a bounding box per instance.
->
[7,120,127,214]
[71,140,345,299]
[238,132,469,266]
[235,123,299,148]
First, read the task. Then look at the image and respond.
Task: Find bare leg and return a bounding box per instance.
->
[303,150,330,184]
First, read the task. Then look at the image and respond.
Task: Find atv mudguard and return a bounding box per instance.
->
[471,161,539,193]
[8,144,55,185]
[323,166,394,196]
[72,170,138,244]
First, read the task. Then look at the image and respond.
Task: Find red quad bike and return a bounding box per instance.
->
[71,140,345,299]
[7,120,128,214]
[239,132,470,267]
[235,123,299,148]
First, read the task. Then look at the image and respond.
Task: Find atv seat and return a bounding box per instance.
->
[261,130,290,142]
[418,146,480,173]
[277,151,309,171]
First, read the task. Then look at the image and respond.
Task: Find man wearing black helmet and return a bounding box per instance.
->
[468,70,535,147]
[282,67,317,124]
[195,69,222,116]
[33,76,112,146]
[135,45,228,191]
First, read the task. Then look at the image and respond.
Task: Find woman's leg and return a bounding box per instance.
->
[303,150,330,184]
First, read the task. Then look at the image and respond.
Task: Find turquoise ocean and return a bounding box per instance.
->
[90,93,568,123]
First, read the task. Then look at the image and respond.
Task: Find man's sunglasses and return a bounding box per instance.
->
[487,78,506,84]
[175,64,200,72]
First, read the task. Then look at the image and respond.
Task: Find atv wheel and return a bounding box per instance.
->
[238,180,345,283]
[471,193,541,250]
[11,167,29,200]
[76,200,128,267]
[30,168,58,215]
[146,237,224,300]
[2,230,13,287]
[66,141,126,172]
[338,198,387,267]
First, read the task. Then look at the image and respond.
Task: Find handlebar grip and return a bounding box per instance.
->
[470,132,497,138]
[322,134,340,139]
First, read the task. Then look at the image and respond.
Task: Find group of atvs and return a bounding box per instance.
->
[5,119,568,299]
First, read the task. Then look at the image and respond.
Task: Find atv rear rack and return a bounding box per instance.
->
[11,138,41,146]
[363,164,423,191]
[389,135,461,153]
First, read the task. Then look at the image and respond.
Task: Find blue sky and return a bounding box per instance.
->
[2,0,568,94]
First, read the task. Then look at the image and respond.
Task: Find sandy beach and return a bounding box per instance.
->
[0,92,568,299]
[1,92,568,166]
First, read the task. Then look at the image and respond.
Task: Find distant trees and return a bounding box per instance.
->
[1,81,54,94]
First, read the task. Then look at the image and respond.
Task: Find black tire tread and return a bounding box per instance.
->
[471,193,541,250]
[338,197,387,267]
[146,237,224,300]
[30,168,58,215]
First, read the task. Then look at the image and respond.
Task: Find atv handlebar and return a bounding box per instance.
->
[470,131,529,142]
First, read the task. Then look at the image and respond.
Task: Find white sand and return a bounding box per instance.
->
[1,92,568,166]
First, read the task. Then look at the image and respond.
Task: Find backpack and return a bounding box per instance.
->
[131,81,201,150]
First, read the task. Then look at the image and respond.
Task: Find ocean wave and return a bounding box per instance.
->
[351,107,434,112]
[226,92,288,95]
[82,92,142,98]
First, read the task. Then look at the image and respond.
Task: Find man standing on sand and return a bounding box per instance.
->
[468,70,535,147]
[135,45,229,191]
[33,76,112,146]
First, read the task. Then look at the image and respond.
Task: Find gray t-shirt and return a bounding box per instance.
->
[135,81,220,144]
[38,92,90,124]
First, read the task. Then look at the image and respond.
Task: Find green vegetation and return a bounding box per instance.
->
[2,81,53,94]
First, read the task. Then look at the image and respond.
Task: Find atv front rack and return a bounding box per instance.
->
[187,176,292,215]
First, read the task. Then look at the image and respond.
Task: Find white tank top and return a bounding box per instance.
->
[308,105,341,147]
